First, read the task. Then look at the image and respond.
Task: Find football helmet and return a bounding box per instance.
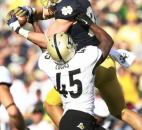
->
[47,32,76,64]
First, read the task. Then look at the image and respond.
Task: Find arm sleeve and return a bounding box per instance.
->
[55,0,81,20]
[38,52,50,73]
[0,66,13,85]
[85,46,102,66]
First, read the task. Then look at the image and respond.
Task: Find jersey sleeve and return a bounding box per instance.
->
[38,52,49,73]
[95,48,103,65]
[84,46,102,66]
[55,0,81,20]
[0,66,13,85]
[38,53,45,72]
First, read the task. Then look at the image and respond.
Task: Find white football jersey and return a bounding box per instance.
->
[0,66,12,85]
[38,46,102,115]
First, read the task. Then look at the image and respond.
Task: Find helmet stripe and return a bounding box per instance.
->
[54,34,65,62]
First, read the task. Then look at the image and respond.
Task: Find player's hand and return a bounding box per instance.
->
[15,6,35,23]
[76,13,94,26]
[6,10,20,32]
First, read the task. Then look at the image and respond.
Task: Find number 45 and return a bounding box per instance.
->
[56,69,82,98]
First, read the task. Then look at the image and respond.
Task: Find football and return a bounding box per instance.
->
[18,16,27,26]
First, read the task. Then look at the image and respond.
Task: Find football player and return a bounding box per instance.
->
[6,0,142,129]
[0,66,27,130]
[37,23,113,130]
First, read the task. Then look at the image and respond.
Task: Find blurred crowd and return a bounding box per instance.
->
[0,0,142,130]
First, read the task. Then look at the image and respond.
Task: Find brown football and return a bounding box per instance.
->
[18,16,27,26]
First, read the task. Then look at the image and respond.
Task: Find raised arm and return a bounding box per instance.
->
[90,24,114,61]
[6,4,74,48]
[28,22,47,48]
[14,6,54,21]
[7,8,74,48]
[76,14,114,62]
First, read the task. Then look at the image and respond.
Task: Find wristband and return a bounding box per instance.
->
[15,27,21,34]
[109,48,117,57]
[6,103,15,110]
[19,28,30,38]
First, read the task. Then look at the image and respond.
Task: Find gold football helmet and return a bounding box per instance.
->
[47,32,76,64]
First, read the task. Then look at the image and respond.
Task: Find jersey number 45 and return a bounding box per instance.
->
[55,68,82,98]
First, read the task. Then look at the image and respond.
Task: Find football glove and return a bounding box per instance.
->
[76,13,94,26]
[14,6,35,23]
[6,9,16,22]
[40,0,49,7]
[40,0,60,7]
[6,10,20,33]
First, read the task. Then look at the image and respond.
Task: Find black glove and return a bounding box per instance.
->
[76,13,94,26]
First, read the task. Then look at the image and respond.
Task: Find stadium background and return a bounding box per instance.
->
[0,0,142,130]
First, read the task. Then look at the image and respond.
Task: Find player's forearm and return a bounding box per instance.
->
[24,22,46,48]
[44,102,63,128]
[27,32,47,48]
[90,23,114,60]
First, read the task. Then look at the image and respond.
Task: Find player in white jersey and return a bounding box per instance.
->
[38,26,113,130]
[0,66,27,130]
[39,45,101,115]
